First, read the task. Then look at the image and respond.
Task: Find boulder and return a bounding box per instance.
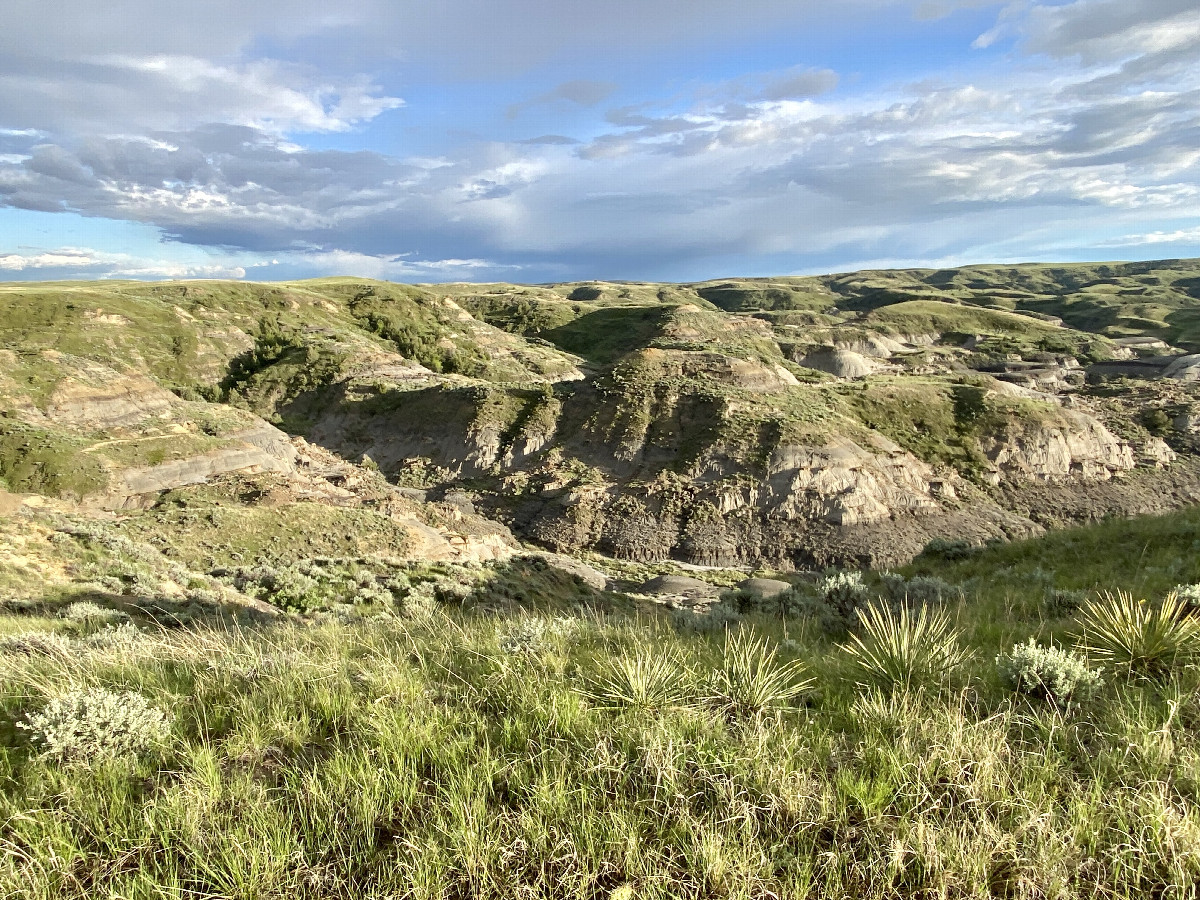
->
[737,577,792,599]
[531,553,609,591]
[1164,354,1200,382]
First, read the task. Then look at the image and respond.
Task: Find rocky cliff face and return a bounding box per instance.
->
[981,409,1134,482]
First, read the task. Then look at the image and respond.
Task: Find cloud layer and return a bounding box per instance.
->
[1,0,1198,281]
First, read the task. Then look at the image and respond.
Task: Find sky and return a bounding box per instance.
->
[1,0,1199,283]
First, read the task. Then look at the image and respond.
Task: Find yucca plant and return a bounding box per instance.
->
[583,652,691,711]
[706,630,814,719]
[841,600,969,692]
[1074,590,1200,679]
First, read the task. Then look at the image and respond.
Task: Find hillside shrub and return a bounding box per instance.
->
[673,600,742,634]
[82,622,148,652]
[0,631,72,658]
[19,689,171,762]
[497,616,576,655]
[922,537,975,561]
[997,640,1103,706]
[782,570,872,634]
[59,601,129,624]
[880,573,961,607]
[1174,583,1200,613]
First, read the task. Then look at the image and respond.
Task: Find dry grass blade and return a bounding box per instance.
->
[1074,590,1200,679]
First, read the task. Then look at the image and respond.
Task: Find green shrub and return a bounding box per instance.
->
[841,601,969,692]
[922,537,975,561]
[880,573,961,607]
[497,616,575,655]
[1075,591,1200,679]
[18,689,171,762]
[1174,583,1200,613]
[673,600,742,634]
[59,601,129,624]
[705,631,814,719]
[996,640,1103,706]
[782,570,872,634]
[81,622,148,652]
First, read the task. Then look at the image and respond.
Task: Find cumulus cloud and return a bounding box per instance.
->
[0,0,1198,280]
[0,55,402,137]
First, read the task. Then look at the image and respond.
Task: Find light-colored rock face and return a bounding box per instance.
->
[1164,354,1200,382]
[982,410,1134,481]
[764,438,941,525]
[102,425,298,509]
[831,334,912,358]
[1141,437,1176,468]
[799,348,882,379]
[46,372,177,429]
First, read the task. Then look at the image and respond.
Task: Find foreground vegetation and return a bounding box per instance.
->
[3,506,1200,898]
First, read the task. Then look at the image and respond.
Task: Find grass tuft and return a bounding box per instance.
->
[1075,590,1200,679]
[705,630,814,719]
[841,600,969,692]
[583,650,692,711]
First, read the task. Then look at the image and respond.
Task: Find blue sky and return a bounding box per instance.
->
[1,0,1199,283]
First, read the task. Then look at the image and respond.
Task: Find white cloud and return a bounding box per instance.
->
[0,247,247,278]
[1023,0,1200,62]
[0,55,402,136]
[1101,226,1200,247]
[0,0,1198,280]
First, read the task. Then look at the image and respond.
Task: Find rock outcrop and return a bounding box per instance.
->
[799,348,882,379]
[981,410,1134,482]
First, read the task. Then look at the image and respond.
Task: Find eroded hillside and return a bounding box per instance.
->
[3,261,1200,576]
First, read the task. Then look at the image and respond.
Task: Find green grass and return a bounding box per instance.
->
[2,594,1200,898]
[537,305,676,365]
[2,507,1200,896]
[905,505,1200,606]
[0,421,109,499]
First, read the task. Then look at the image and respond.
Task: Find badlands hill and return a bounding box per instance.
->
[2,258,1200,603]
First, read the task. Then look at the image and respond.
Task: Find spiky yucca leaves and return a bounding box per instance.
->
[841,601,969,692]
[583,652,691,711]
[1075,591,1200,679]
[707,630,814,719]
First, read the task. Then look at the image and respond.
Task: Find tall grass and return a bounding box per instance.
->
[840,601,969,692]
[2,587,1200,898]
